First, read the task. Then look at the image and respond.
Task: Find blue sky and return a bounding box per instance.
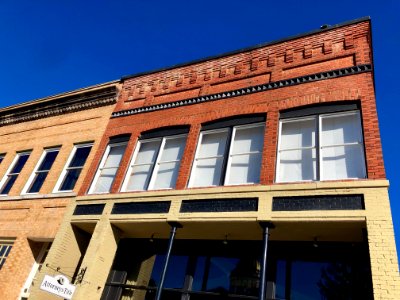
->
[1,0,399,257]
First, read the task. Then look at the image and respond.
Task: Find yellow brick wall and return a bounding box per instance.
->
[0,101,116,300]
[35,180,399,300]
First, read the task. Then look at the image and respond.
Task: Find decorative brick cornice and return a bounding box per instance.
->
[0,86,117,126]
[112,64,371,118]
[119,19,370,103]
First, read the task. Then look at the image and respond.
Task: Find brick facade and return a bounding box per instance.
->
[23,18,400,300]
[0,83,118,299]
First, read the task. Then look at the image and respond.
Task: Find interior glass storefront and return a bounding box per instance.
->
[101,239,373,300]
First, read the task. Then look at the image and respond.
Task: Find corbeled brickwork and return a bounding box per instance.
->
[79,19,384,196]
[115,19,370,111]
[0,83,118,300]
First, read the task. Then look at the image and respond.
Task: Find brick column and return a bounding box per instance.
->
[365,187,400,299]
[73,217,121,300]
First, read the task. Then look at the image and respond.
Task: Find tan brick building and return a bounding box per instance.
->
[0,82,118,299]
[28,17,399,300]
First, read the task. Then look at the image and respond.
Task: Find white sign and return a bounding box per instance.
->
[40,274,76,299]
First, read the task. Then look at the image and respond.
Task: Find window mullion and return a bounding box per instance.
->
[317,115,322,181]
[222,127,235,185]
[147,138,164,190]
[188,132,204,187]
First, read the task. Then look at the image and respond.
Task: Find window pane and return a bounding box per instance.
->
[321,144,365,180]
[38,150,59,171]
[206,257,241,293]
[148,254,188,289]
[321,113,361,146]
[279,149,316,182]
[280,119,315,150]
[93,167,118,193]
[103,145,126,168]
[291,261,331,300]
[159,137,186,162]
[59,169,82,191]
[1,175,18,194]
[126,164,153,191]
[227,153,262,184]
[135,141,160,164]
[69,146,92,167]
[152,161,180,189]
[191,157,224,187]
[10,154,30,174]
[197,131,229,158]
[231,125,264,154]
[27,172,48,193]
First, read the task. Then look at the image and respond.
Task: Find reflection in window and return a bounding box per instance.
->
[55,144,92,192]
[0,240,13,269]
[277,111,366,182]
[24,148,59,194]
[0,152,30,195]
[123,134,186,191]
[190,123,264,187]
[90,142,127,194]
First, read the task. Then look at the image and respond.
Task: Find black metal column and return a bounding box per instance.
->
[155,222,182,300]
[259,222,274,300]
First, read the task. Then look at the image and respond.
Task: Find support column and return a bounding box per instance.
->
[155,222,182,300]
[72,218,121,300]
[365,188,400,300]
[259,222,274,300]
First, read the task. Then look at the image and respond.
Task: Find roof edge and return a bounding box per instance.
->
[121,17,371,81]
[0,79,120,114]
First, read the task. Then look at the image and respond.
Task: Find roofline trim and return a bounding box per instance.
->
[121,17,370,81]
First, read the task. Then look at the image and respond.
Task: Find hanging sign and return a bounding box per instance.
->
[40,274,76,299]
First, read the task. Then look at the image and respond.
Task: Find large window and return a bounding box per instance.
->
[101,240,372,300]
[0,152,31,195]
[23,148,60,194]
[54,143,92,192]
[122,134,187,191]
[277,109,366,182]
[189,117,265,187]
[89,138,128,194]
[0,239,14,269]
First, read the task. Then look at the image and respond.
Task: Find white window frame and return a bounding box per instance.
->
[189,122,265,187]
[89,141,128,194]
[53,143,93,193]
[0,151,31,196]
[276,110,366,183]
[275,116,317,183]
[0,238,14,269]
[121,134,187,192]
[22,148,60,195]
[319,110,366,180]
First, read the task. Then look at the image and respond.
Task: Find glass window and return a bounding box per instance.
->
[0,154,5,164]
[122,134,186,191]
[190,123,264,187]
[277,111,366,182]
[89,142,127,194]
[0,240,13,269]
[23,148,60,194]
[54,144,92,192]
[0,152,31,195]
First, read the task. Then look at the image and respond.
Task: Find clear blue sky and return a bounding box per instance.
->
[1,0,399,257]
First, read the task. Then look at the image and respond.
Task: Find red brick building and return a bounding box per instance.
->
[30,17,399,300]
